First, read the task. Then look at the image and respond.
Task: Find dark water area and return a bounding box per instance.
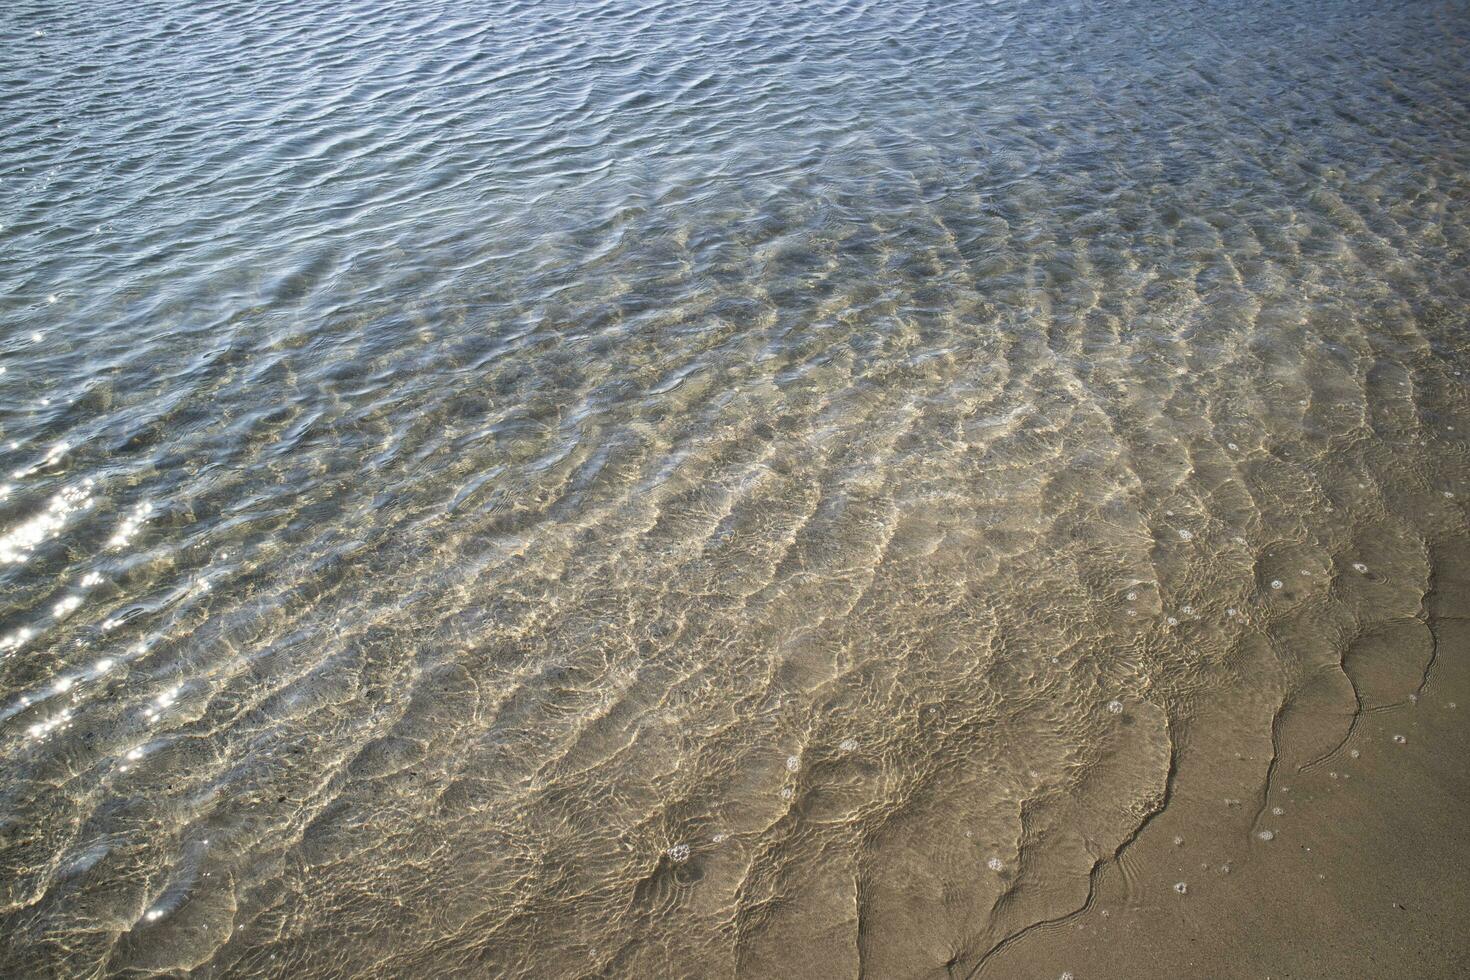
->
[2,0,1469,976]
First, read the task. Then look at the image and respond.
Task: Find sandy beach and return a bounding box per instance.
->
[3,0,1468,976]
[981,545,1470,980]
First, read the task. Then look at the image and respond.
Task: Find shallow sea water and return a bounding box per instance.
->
[2,0,1470,976]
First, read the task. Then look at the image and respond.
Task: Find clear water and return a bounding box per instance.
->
[2,0,1469,975]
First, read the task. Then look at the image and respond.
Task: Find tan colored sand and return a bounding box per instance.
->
[978,584,1470,979]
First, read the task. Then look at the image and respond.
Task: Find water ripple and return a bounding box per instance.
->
[2,0,1469,975]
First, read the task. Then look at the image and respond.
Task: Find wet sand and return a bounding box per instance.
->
[979,546,1470,980]
[748,551,1470,980]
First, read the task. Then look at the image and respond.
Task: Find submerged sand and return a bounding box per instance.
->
[3,0,1470,977]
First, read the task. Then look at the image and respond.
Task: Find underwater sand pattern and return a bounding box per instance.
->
[2,0,1469,976]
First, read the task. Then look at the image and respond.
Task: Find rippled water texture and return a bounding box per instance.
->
[3,0,1470,975]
